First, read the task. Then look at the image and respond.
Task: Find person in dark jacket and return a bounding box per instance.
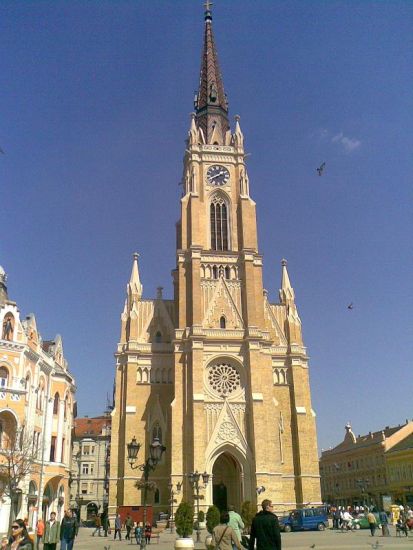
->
[60,510,78,550]
[248,500,281,550]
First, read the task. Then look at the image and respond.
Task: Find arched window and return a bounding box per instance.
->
[152,423,162,443]
[220,316,226,329]
[225,266,230,280]
[53,393,60,415]
[154,488,160,504]
[212,266,218,279]
[37,379,45,411]
[210,195,229,251]
[155,331,162,343]
[0,367,9,388]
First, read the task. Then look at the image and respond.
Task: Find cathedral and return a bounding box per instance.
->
[109,5,321,518]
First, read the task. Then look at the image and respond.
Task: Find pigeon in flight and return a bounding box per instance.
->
[316,162,326,176]
[347,303,354,310]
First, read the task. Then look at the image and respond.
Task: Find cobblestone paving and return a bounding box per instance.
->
[71,526,413,550]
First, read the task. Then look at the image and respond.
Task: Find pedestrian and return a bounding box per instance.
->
[248,500,281,550]
[341,510,353,532]
[60,510,78,550]
[114,513,122,541]
[10,519,34,550]
[378,510,389,537]
[92,515,102,537]
[212,511,242,550]
[44,512,60,550]
[101,514,109,537]
[36,518,45,550]
[144,523,151,545]
[333,507,340,530]
[125,515,134,540]
[367,511,377,537]
[134,523,143,546]
[228,505,244,550]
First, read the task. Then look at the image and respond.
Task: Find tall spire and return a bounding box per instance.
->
[194,1,229,144]
[279,259,295,306]
[0,266,8,305]
[127,252,143,304]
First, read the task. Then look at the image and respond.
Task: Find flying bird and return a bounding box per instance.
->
[347,303,354,310]
[310,545,316,549]
[316,162,325,176]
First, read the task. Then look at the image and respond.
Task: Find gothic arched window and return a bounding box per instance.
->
[0,367,8,388]
[53,393,60,415]
[220,316,226,329]
[155,331,162,343]
[210,195,229,251]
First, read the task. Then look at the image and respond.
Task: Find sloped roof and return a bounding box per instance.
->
[74,415,111,438]
[386,432,413,454]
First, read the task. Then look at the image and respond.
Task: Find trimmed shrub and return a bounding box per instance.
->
[175,501,194,538]
[206,505,220,534]
[198,510,205,522]
[241,501,255,534]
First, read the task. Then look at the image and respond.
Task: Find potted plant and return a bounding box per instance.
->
[198,510,206,530]
[174,501,194,550]
[205,505,220,549]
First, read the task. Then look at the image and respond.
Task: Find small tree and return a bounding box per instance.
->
[206,505,220,534]
[241,501,255,534]
[175,501,194,538]
[0,429,39,532]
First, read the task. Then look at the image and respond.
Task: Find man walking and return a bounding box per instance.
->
[367,510,377,537]
[248,499,281,550]
[228,505,244,548]
[92,514,102,537]
[125,514,134,540]
[36,517,45,550]
[60,510,78,550]
[44,512,60,550]
[114,513,122,541]
[379,510,390,536]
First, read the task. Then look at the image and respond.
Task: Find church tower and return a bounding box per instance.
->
[109,5,321,518]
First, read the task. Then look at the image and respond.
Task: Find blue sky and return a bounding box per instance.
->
[1,1,412,452]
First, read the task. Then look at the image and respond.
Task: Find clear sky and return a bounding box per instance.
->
[1,1,412,453]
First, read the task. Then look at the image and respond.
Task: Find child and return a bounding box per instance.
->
[134,523,143,546]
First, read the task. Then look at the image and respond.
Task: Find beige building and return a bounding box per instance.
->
[70,415,111,521]
[0,266,76,533]
[109,6,321,519]
[319,421,413,508]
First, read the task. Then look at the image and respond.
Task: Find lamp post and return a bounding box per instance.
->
[356,479,370,509]
[127,437,166,550]
[188,471,209,543]
[168,481,182,533]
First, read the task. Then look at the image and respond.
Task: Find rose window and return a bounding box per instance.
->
[208,363,240,397]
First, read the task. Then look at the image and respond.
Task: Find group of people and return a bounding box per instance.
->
[331,504,413,537]
[211,500,281,550]
[2,510,79,550]
[110,514,152,545]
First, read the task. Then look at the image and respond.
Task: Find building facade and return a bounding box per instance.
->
[70,415,111,521]
[0,266,76,534]
[320,421,413,508]
[109,6,321,519]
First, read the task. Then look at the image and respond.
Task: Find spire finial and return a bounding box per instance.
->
[204,0,213,20]
[128,252,143,301]
[279,258,295,305]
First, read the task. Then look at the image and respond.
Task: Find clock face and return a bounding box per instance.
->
[206,165,230,186]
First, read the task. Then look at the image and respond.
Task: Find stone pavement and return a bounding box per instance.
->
[71,526,413,550]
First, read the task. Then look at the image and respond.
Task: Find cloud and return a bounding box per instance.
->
[332,132,361,152]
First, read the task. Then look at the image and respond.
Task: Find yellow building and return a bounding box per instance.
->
[320,421,413,508]
[0,266,76,534]
[109,6,321,520]
[385,432,413,508]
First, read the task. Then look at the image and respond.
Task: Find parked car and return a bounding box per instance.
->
[279,507,328,532]
[351,513,381,530]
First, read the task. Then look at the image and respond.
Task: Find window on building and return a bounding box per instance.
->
[61,438,65,463]
[50,436,56,462]
[154,488,160,504]
[81,482,88,495]
[210,196,229,251]
[220,316,226,329]
[83,445,90,455]
[152,423,162,443]
[155,331,162,343]
[0,367,9,388]
[53,393,59,415]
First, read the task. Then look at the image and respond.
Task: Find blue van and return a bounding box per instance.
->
[280,507,329,532]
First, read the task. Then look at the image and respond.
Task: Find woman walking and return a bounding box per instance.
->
[10,519,33,550]
[212,512,242,550]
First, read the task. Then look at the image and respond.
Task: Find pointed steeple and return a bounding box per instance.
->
[127,252,143,305]
[279,259,295,305]
[0,266,8,305]
[194,2,229,144]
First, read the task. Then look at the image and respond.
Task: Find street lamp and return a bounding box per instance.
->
[356,479,370,509]
[188,471,209,543]
[127,437,166,550]
[168,481,182,533]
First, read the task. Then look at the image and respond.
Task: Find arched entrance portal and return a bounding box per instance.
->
[212,453,242,511]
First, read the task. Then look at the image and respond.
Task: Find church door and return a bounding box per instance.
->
[212,453,242,511]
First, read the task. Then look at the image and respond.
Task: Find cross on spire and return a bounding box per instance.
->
[204,0,213,21]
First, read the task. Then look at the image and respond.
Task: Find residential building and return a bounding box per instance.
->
[70,415,111,521]
[0,265,76,533]
[320,421,413,508]
[109,5,321,520]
